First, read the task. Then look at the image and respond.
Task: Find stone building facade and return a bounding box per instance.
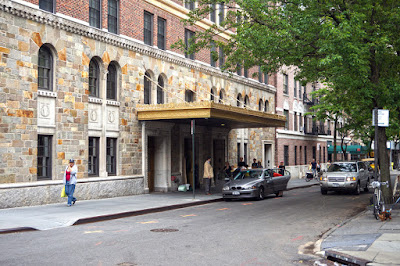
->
[0,0,280,208]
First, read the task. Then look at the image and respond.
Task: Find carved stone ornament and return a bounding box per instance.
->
[89,109,98,122]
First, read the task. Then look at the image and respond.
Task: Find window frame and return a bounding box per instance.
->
[283,74,288,94]
[157,17,166,50]
[185,29,195,60]
[284,145,289,166]
[218,2,225,25]
[39,0,55,13]
[294,78,297,97]
[284,110,289,130]
[144,11,154,46]
[210,41,216,67]
[219,47,224,68]
[37,134,52,180]
[107,62,117,100]
[108,0,119,34]
[157,75,164,104]
[144,71,152,104]
[185,90,194,102]
[88,137,100,176]
[89,0,102,29]
[89,59,100,98]
[210,3,217,22]
[106,137,117,176]
[38,45,53,91]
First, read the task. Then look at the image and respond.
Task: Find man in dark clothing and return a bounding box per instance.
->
[310,159,317,178]
[278,161,285,175]
[238,157,248,168]
[251,158,258,168]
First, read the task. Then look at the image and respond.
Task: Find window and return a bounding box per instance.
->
[219,90,224,103]
[284,145,289,166]
[185,29,195,60]
[107,63,117,100]
[144,71,151,104]
[264,72,269,84]
[294,112,298,131]
[106,138,117,175]
[210,88,215,102]
[304,146,307,164]
[294,79,297,97]
[218,2,225,24]
[264,100,269,112]
[294,146,297,165]
[89,59,100,97]
[258,67,263,83]
[313,146,316,161]
[210,3,216,22]
[157,76,164,104]
[108,0,118,34]
[89,0,101,28]
[39,0,54,13]
[283,74,288,94]
[210,41,216,67]
[89,137,99,176]
[185,90,194,102]
[244,95,250,108]
[300,146,302,165]
[185,0,195,10]
[236,64,242,76]
[323,147,326,162]
[219,47,224,67]
[144,11,154,46]
[38,46,53,91]
[259,99,263,111]
[299,82,302,99]
[236,93,242,107]
[37,135,52,180]
[157,17,166,50]
[244,67,248,78]
[284,110,289,130]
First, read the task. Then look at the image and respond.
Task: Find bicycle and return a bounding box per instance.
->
[371,181,389,220]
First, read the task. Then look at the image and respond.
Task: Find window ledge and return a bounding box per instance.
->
[38,90,57,98]
[106,100,120,106]
[89,97,103,104]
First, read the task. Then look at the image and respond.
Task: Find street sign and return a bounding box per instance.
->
[372,109,389,127]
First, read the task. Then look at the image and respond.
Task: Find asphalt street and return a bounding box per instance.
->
[0,185,371,266]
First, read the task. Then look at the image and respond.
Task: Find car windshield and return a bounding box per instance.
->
[328,163,357,172]
[234,170,263,180]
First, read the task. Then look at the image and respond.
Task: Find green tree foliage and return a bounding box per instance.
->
[176,0,400,201]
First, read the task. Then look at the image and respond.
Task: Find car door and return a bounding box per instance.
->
[263,170,274,195]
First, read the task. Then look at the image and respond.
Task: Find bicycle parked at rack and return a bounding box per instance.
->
[371,180,400,221]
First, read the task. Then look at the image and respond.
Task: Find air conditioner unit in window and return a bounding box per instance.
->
[299,126,304,132]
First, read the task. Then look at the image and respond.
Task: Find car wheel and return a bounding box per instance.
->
[354,182,360,195]
[321,189,328,195]
[364,179,370,192]
[257,187,265,200]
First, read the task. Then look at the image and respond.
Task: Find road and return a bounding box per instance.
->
[0,185,371,266]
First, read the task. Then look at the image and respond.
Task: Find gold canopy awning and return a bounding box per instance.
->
[136,101,286,129]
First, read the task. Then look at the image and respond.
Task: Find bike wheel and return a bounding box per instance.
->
[373,194,379,220]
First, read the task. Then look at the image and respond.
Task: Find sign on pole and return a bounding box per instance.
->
[372,109,389,127]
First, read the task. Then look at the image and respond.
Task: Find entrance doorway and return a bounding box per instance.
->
[213,139,225,190]
[148,136,156,192]
[264,143,272,168]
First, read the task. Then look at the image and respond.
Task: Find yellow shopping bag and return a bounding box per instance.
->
[61,186,67,198]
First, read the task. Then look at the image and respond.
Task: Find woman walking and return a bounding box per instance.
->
[63,159,77,206]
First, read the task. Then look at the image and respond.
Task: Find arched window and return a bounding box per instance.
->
[259,99,263,111]
[38,45,53,91]
[244,95,250,108]
[265,100,269,112]
[210,88,215,102]
[219,89,224,103]
[185,90,194,102]
[144,71,151,104]
[89,59,100,97]
[237,93,243,107]
[107,62,117,100]
[157,75,164,104]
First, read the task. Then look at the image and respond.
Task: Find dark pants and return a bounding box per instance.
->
[203,178,211,194]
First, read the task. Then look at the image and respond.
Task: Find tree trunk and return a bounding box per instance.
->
[378,127,393,204]
[333,118,337,162]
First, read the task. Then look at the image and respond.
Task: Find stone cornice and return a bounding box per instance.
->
[1,0,276,94]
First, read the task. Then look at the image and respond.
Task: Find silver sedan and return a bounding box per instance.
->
[222,168,291,201]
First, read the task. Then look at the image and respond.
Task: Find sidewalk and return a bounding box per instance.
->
[0,178,318,233]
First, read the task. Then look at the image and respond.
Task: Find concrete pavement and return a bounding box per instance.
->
[1,173,400,265]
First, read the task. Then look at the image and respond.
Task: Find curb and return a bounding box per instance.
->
[73,198,224,225]
[0,227,37,235]
[325,250,370,266]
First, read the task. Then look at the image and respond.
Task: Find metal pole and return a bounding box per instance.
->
[374,108,379,180]
[191,119,195,199]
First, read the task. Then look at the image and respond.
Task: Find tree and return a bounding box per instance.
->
[176,0,400,203]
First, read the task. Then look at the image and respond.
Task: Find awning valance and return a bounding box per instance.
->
[327,145,368,154]
[136,102,286,129]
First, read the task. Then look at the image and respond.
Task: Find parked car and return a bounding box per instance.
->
[319,161,371,195]
[222,168,291,201]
